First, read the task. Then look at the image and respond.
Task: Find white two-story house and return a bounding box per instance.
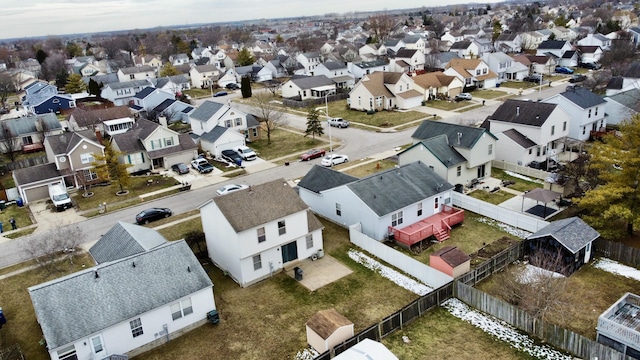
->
[117,65,156,82]
[101,80,153,106]
[348,71,422,111]
[296,52,323,76]
[543,87,607,141]
[314,60,355,89]
[200,178,324,287]
[189,64,221,89]
[481,52,529,82]
[189,100,261,142]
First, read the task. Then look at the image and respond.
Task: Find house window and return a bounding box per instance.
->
[257,227,266,243]
[170,298,193,320]
[483,68,487,74]
[551,125,555,136]
[488,144,492,155]
[336,203,341,216]
[150,139,162,150]
[225,120,232,127]
[457,165,462,177]
[586,242,591,252]
[57,345,77,360]
[235,118,242,126]
[391,211,403,227]
[81,153,95,164]
[417,202,423,216]
[563,121,567,131]
[22,136,33,145]
[90,335,104,354]
[253,254,262,270]
[582,126,586,135]
[476,69,481,75]
[529,149,532,155]
[129,74,135,80]
[595,107,598,116]
[306,234,313,249]
[130,318,143,337]
[83,169,98,182]
[536,147,541,156]
[588,109,592,118]
[434,197,439,209]
[164,137,174,147]
[399,85,403,92]
[278,220,286,235]
[375,97,382,107]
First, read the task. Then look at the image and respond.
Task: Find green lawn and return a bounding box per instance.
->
[472,89,509,99]
[467,189,517,205]
[250,128,332,161]
[424,99,470,111]
[326,100,426,128]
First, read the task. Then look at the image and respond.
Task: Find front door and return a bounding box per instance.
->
[281,241,298,264]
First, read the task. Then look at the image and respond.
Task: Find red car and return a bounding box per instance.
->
[301,148,326,161]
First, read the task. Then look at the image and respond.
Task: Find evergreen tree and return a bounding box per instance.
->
[64,74,86,94]
[241,76,252,98]
[237,48,256,66]
[88,78,101,97]
[304,107,324,141]
[159,62,179,77]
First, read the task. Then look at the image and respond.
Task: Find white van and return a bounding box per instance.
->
[49,183,72,211]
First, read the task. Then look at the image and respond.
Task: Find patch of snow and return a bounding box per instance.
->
[443,298,573,360]
[294,347,319,360]
[517,264,565,284]
[505,171,544,184]
[348,249,432,296]
[476,217,532,239]
[594,258,640,282]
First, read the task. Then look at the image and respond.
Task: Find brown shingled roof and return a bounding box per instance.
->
[431,246,470,267]
[306,309,353,339]
[413,72,457,88]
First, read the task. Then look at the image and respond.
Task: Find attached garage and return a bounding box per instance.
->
[198,125,246,158]
[13,163,66,205]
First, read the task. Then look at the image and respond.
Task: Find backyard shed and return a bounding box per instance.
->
[430,246,471,277]
[306,309,354,353]
[526,216,599,275]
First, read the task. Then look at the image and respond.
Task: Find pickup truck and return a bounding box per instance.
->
[190,158,215,173]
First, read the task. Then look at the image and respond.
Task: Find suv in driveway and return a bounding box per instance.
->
[455,93,472,101]
[524,74,543,83]
[221,149,243,166]
[236,146,257,161]
[328,118,350,128]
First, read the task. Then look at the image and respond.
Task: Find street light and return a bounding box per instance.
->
[324,90,336,153]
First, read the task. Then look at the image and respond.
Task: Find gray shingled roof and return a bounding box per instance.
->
[119,65,154,74]
[289,75,335,89]
[347,161,453,217]
[107,80,152,90]
[606,88,640,112]
[0,113,61,140]
[297,165,358,193]
[134,86,156,99]
[199,125,230,143]
[395,48,417,58]
[407,135,467,168]
[411,121,495,148]
[211,178,309,233]
[322,60,346,70]
[89,222,167,264]
[13,163,60,186]
[146,133,196,159]
[559,87,606,108]
[488,99,558,127]
[189,101,225,122]
[68,106,132,128]
[46,131,99,155]
[450,40,472,50]
[28,240,213,350]
[110,119,158,153]
[538,40,567,49]
[502,128,537,148]
[527,217,600,253]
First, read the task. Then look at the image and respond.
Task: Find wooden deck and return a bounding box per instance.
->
[389,206,464,247]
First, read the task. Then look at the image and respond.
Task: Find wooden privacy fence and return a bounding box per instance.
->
[2,155,48,172]
[457,241,526,286]
[593,238,640,267]
[455,282,633,360]
[281,93,349,109]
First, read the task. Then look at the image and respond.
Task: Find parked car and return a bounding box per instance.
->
[213,91,228,97]
[236,146,257,161]
[328,118,350,128]
[216,184,249,196]
[555,66,574,74]
[579,62,602,70]
[171,163,190,175]
[455,93,473,101]
[321,154,349,167]
[523,74,543,83]
[300,148,326,161]
[568,74,587,83]
[221,149,243,166]
[225,83,240,90]
[136,207,172,224]
[191,158,215,173]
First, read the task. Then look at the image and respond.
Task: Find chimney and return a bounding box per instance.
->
[158,115,168,128]
[95,130,103,144]
[516,106,520,116]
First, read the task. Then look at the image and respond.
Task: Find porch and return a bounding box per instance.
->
[388,205,465,247]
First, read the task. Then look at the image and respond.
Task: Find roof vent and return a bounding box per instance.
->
[457,132,462,145]
[187,266,191,273]
[516,106,520,116]
[94,271,99,279]
[132,262,136,268]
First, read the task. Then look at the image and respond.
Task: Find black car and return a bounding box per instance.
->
[171,163,190,175]
[569,74,587,83]
[213,91,228,97]
[136,207,172,225]
[225,83,240,90]
[523,74,543,83]
[579,62,602,70]
[221,149,243,166]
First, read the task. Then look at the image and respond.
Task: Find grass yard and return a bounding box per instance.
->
[383,307,538,360]
[492,168,543,192]
[326,100,426,128]
[471,89,509,99]
[250,128,332,162]
[424,99,471,111]
[342,158,399,178]
[455,104,483,113]
[467,189,517,205]
[0,202,33,230]
[476,260,640,340]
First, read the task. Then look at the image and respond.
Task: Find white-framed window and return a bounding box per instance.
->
[336,203,341,216]
[563,121,567,131]
[235,118,242,126]
[80,153,95,164]
[22,136,33,145]
[130,318,143,337]
[170,298,193,320]
[253,254,262,270]
[582,126,586,135]
[257,227,266,243]
[434,197,439,209]
[488,144,492,155]
[551,125,555,136]
[164,137,174,147]
[476,69,481,75]
[150,139,161,149]
[90,335,104,355]
[595,107,598,116]
[391,211,403,227]
[483,68,487,74]
[278,220,286,235]
[588,109,592,118]
[225,120,232,127]
[417,202,423,216]
[57,345,77,360]
[306,234,313,249]
[83,169,98,182]
[457,166,462,176]
[586,242,591,252]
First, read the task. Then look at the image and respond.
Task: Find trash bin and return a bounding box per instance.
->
[207,309,220,324]
[0,307,6,328]
[0,200,5,210]
[294,267,303,281]
[16,198,23,207]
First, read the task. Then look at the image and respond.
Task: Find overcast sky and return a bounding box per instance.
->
[1,0,491,40]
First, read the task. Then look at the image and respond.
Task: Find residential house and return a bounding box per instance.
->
[629,27,640,46]
[606,63,640,96]
[89,221,168,264]
[14,129,102,204]
[525,217,599,275]
[577,33,612,51]
[494,33,522,53]
[281,75,336,100]
[189,64,221,89]
[444,58,498,89]
[473,38,494,57]
[296,52,323,76]
[306,309,354,354]
[152,75,192,94]
[169,53,190,66]
[110,118,197,173]
[520,31,548,50]
[264,59,289,79]
[536,40,573,60]
[200,178,325,287]
[117,65,156,82]
[189,100,261,146]
[16,58,42,75]
[130,87,176,115]
[383,38,406,54]
[449,40,478,59]
[234,65,273,83]
[402,34,427,54]
[604,88,640,125]
[481,99,569,167]
[412,72,464,100]
[297,161,463,244]
[556,50,580,68]
[347,71,422,111]
[314,61,356,89]
[22,81,76,115]
[101,80,153,106]
[596,292,640,359]
[358,43,388,60]
[29,239,215,360]
[347,60,390,80]
[399,121,498,187]
[518,55,557,76]
[576,46,603,65]
[149,98,195,124]
[440,31,464,48]
[197,125,247,158]
[461,28,486,40]
[0,113,63,153]
[392,48,425,73]
[67,106,133,133]
[482,52,529,82]
[543,87,606,141]
[132,54,163,71]
[550,26,577,42]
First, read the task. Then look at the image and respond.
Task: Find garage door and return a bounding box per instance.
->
[24,185,50,204]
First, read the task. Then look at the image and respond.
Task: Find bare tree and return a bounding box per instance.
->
[0,72,15,110]
[264,80,282,96]
[0,122,21,163]
[22,224,85,274]
[248,92,287,145]
[367,14,394,42]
